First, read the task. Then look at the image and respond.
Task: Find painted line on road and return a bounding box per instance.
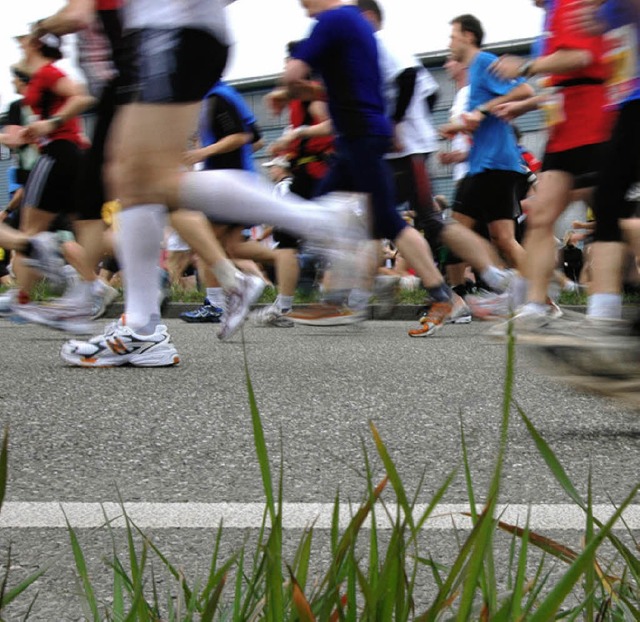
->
[0,502,639,530]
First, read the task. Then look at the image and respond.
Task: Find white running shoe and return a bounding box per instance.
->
[308,192,370,292]
[13,298,95,335]
[91,283,119,320]
[61,319,180,367]
[252,305,294,328]
[217,274,266,340]
[446,295,472,324]
[14,298,94,334]
[0,290,17,315]
[23,232,66,288]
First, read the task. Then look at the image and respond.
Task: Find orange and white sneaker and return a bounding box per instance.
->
[60,318,180,367]
[408,300,453,337]
[288,303,366,326]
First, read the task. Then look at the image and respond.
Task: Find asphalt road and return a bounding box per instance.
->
[0,316,638,619]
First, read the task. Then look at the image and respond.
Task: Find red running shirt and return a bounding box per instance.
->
[96,0,123,9]
[543,0,614,152]
[23,63,85,148]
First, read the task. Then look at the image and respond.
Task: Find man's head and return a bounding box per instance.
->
[299,0,342,18]
[449,14,483,62]
[357,0,383,30]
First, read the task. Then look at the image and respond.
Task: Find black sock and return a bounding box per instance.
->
[21,240,34,257]
[428,283,452,303]
[452,284,467,299]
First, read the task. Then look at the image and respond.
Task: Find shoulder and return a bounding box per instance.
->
[38,63,65,84]
[474,51,497,69]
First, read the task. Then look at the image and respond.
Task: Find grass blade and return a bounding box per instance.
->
[528,483,640,621]
[242,340,276,524]
[63,509,101,621]
[369,421,415,532]
[0,427,8,512]
[516,403,584,507]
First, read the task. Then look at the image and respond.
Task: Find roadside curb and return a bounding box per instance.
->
[103,303,594,322]
[104,303,428,321]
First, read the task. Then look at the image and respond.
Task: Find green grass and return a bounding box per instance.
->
[7,281,640,308]
[1,328,639,619]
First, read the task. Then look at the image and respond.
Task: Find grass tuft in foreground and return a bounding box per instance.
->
[0,332,638,619]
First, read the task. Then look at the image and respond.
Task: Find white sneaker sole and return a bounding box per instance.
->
[60,344,180,367]
[289,313,365,326]
[446,315,472,325]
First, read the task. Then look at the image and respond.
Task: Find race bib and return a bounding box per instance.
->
[604,24,639,107]
[540,89,565,127]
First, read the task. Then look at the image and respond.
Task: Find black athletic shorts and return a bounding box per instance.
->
[453,170,520,223]
[23,140,82,215]
[542,142,606,181]
[121,28,229,104]
[75,81,119,221]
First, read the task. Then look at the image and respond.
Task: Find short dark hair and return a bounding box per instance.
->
[357,0,383,23]
[450,14,484,47]
[37,33,63,61]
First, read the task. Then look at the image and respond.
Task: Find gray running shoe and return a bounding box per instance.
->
[24,232,66,288]
[91,283,120,320]
[373,275,399,319]
[0,289,17,315]
[14,298,94,334]
[253,305,294,328]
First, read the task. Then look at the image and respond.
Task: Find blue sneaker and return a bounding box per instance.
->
[179,299,223,323]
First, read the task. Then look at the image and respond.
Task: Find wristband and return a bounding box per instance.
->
[50,115,64,129]
[518,60,535,78]
[476,104,490,116]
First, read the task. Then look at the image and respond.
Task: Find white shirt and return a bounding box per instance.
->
[374,30,438,159]
[125,0,234,44]
[449,85,471,181]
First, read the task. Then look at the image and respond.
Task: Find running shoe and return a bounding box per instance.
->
[180,299,223,323]
[60,319,180,367]
[466,291,512,320]
[308,192,370,292]
[217,274,266,340]
[13,298,94,334]
[0,289,16,315]
[91,283,119,320]
[23,232,66,288]
[253,305,294,328]
[532,323,640,409]
[408,300,453,337]
[287,303,366,326]
[446,295,472,324]
[373,275,400,319]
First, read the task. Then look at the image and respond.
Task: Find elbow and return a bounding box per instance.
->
[577,51,593,70]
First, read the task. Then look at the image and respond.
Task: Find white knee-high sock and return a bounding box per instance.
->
[116,204,167,332]
[180,169,335,240]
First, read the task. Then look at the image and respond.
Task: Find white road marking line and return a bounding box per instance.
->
[0,502,639,530]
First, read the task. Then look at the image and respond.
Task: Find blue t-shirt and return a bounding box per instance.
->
[599,0,640,105]
[198,80,256,172]
[293,5,391,138]
[467,51,526,175]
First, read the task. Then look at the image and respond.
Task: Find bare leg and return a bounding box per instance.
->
[523,171,574,304]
